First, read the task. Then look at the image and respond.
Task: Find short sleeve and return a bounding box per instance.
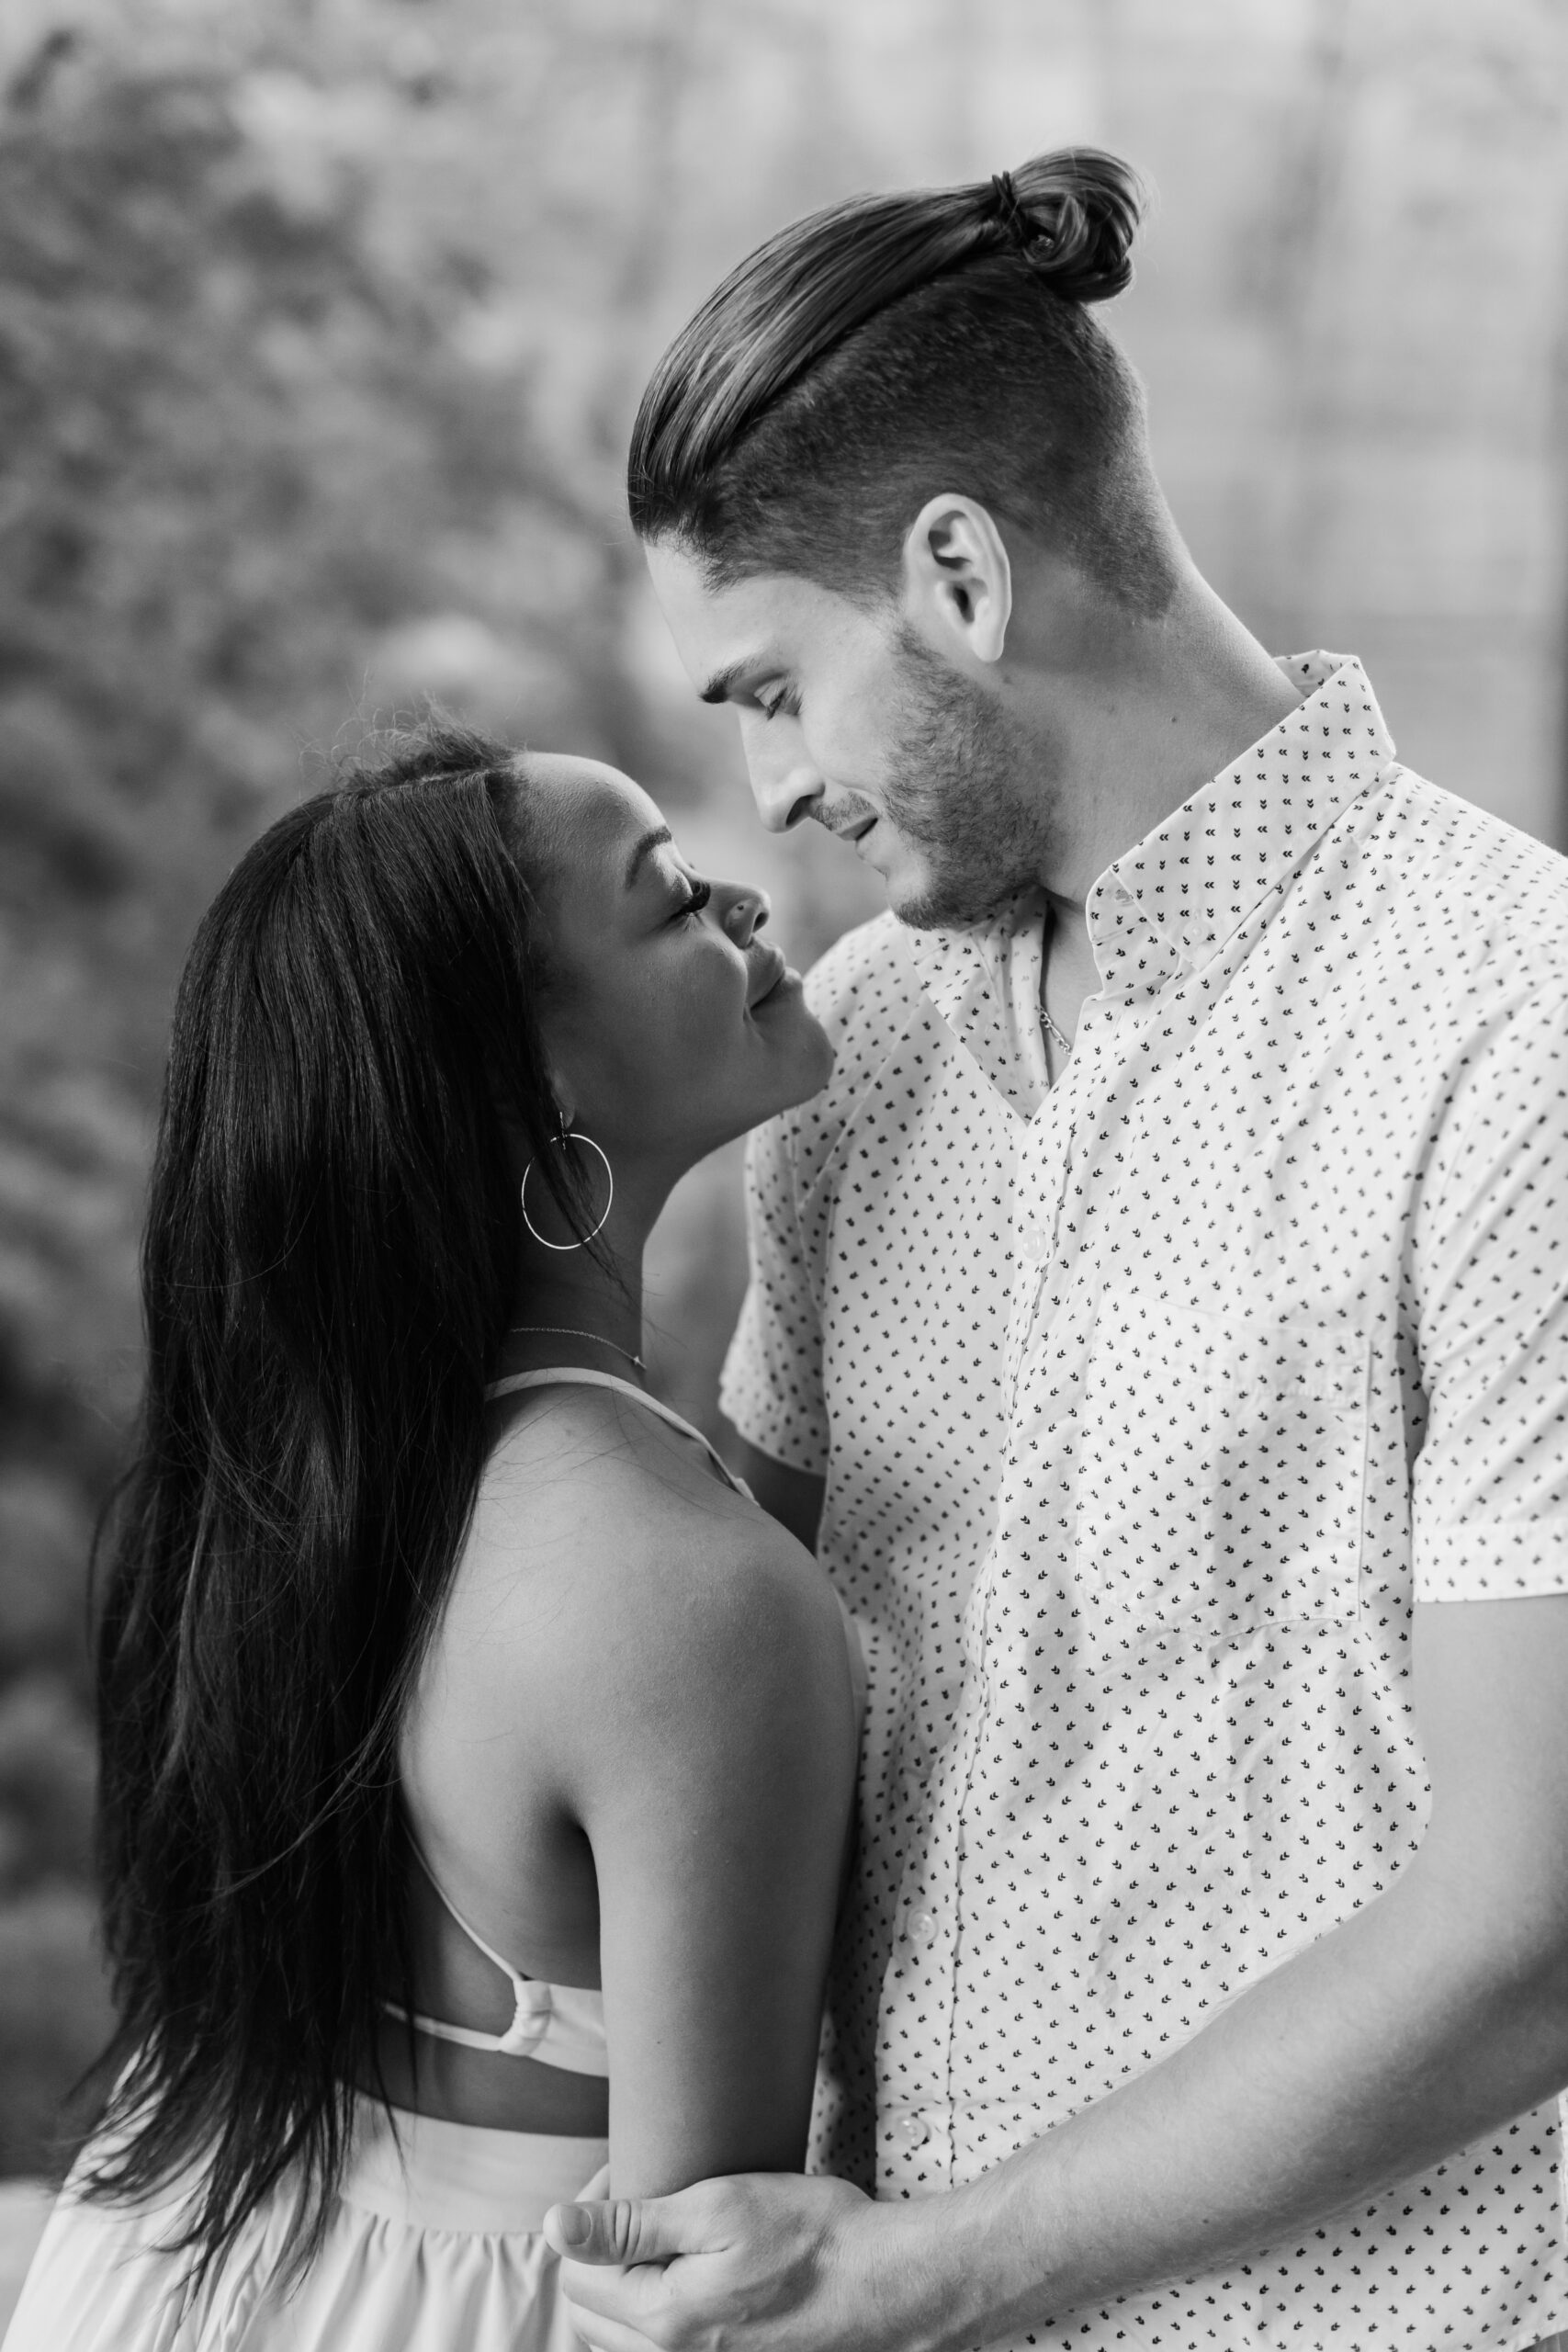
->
[718,1113,829,1476]
[1411,985,1568,1600]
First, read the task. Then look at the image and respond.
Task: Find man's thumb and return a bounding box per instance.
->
[544,2195,675,2267]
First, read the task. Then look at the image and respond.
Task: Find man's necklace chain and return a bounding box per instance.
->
[1040,1000,1072,1057]
[1041,914,1073,1059]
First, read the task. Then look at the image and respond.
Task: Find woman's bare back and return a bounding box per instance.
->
[384,1375,859,2190]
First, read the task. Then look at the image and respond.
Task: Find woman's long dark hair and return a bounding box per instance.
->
[85,719,584,2280]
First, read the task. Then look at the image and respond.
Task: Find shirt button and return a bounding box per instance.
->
[908,1907,938,1947]
[1020,1221,1049,1265]
[894,2109,929,2147]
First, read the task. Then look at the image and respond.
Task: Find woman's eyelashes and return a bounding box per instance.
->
[672,876,713,922]
[757,685,799,723]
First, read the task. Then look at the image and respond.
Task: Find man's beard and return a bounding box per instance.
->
[875,626,1047,930]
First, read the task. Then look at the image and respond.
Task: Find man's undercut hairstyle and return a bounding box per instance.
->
[629,148,1177,615]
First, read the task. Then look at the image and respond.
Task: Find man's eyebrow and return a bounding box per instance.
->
[623,824,673,890]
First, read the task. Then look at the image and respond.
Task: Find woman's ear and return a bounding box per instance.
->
[899,495,1013,666]
[498,1067,571,1185]
[533,1006,578,1135]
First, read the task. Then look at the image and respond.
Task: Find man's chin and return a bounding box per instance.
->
[890,875,1027,932]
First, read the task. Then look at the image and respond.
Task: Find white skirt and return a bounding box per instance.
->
[2,2099,609,2352]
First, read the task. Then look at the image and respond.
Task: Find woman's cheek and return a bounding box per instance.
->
[676,954,741,1041]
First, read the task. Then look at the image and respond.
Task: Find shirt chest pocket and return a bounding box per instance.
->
[1074,1291,1370,1651]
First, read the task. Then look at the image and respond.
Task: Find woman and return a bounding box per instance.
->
[5,720,861,2349]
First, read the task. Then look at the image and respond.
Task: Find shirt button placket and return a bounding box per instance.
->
[885,1908,940,2162]
[878,1748,970,2193]
[894,1577,994,2193]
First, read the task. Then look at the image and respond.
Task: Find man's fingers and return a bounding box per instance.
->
[545,2194,678,2267]
[558,2312,661,2352]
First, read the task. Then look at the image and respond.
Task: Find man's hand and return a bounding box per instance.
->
[548,1600,1568,2349]
[545,2172,943,2352]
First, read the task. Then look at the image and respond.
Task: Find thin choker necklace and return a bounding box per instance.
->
[508,1323,646,1375]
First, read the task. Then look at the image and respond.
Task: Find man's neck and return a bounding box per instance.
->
[1031,571,1302,897]
[1018,566,1304,1035]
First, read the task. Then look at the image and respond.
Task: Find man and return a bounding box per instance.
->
[548,150,1568,2352]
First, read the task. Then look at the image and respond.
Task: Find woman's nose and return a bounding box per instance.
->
[720,884,770,947]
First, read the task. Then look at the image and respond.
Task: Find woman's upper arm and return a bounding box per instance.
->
[572,1520,857,2198]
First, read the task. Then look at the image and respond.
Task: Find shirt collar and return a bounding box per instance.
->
[899,885,1052,1114]
[899,651,1394,1114]
[1092,650,1393,972]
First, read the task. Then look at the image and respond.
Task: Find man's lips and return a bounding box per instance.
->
[814,806,878,845]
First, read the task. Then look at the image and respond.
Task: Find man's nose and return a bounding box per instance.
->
[739,716,825,834]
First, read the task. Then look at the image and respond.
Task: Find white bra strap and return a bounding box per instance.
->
[407,1841,541,2057]
[485,1365,747,1495]
[388,1841,608,2072]
[380,1999,534,2057]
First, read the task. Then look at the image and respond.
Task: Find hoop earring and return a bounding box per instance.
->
[520,1131,614,1251]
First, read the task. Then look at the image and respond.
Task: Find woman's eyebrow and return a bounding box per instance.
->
[623,824,673,890]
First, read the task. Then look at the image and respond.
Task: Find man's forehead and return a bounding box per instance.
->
[644,543,835,688]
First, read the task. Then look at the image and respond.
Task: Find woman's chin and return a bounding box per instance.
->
[727,1010,835,1140]
[775,1051,834,1118]
[770,998,835,1108]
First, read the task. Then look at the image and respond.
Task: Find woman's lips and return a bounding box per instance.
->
[748,946,795,1011]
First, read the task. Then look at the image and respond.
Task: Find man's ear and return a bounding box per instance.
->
[899,495,1012,665]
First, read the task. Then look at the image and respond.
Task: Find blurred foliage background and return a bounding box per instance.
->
[0,0,1564,2241]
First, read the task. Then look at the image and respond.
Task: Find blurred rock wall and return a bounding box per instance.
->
[0,0,1562,2182]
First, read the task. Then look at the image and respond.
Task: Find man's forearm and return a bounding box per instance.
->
[550,1604,1568,2352]
[908,1852,1568,2350]
[548,1878,1568,2352]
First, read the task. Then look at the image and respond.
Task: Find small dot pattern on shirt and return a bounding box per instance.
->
[721,653,1568,2351]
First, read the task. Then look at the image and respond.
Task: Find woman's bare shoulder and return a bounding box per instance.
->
[477,1379,779,1576]
[435,1383,847,1785]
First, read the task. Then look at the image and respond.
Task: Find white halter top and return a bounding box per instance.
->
[387,1366,756,2077]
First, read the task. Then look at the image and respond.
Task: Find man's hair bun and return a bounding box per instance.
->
[986,150,1145,304]
[628,144,1155,569]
